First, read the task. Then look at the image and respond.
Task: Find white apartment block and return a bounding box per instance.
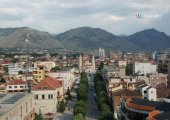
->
[8,63,24,75]
[94,48,105,58]
[133,62,157,76]
[0,93,35,120]
[118,60,127,67]
[8,63,35,75]
[48,68,76,91]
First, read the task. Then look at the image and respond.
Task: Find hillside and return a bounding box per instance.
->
[126,28,170,51]
[56,27,140,51]
[0,27,63,49]
[0,27,170,51]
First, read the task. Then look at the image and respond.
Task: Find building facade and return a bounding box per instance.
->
[32,77,64,118]
[0,93,35,120]
[133,62,157,75]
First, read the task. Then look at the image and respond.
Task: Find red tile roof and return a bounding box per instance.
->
[8,79,27,85]
[33,77,62,90]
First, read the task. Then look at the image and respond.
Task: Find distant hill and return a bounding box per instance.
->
[56,27,140,51]
[126,28,170,51]
[0,27,63,49]
[0,27,170,51]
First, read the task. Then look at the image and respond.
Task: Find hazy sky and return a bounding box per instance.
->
[0,0,170,35]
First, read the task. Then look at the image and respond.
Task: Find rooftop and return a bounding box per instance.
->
[8,79,27,85]
[131,98,170,112]
[33,77,62,90]
[112,88,142,96]
[0,93,32,117]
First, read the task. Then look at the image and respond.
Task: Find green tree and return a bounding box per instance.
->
[98,62,104,71]
[126,63,133,76]
[58,100,66,113]
[0,78,6,83]
[73,105,86,116]
[99,111,114,120]
[66,88,71,100]
[73,113,85,120]
[35,111,43,120]
[77,89,87,101]
[12,58,19,63]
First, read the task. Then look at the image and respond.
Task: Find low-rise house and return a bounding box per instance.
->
[6,79,28,93]
[138,84,157,101]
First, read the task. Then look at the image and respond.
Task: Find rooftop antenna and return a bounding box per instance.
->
[25,33,31,93]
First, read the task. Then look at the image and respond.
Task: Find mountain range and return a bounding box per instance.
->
[0,27,170,52]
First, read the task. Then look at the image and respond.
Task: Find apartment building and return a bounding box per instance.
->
[149,73,167,88]
[32,65,47,82]
[133,62,157,75]
[48,68,76,91]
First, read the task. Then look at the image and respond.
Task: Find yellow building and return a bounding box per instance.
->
[33,65,46,82]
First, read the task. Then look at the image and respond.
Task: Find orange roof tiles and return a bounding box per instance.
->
[8,79,27,85]
[33,77,62,90]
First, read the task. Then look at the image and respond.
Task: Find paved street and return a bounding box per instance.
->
[53,85,77,120]
[54,111,73,120]
[86,74,99,120]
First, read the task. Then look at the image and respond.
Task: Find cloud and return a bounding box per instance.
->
[0,0,169,35]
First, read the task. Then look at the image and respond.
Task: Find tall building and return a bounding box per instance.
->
[94,48,105,58]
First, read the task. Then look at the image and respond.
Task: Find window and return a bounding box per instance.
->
[42,94,45,99]
[14,86,17,88]
[57,92,60,96]
[44,86,48,90]
[48,94,50,99]
[35,95,38,99]
[9,86,12,89]
[26,102,28,113]
[31,99,32,108]
[20,106,22,118]
[51,94,53,99]
[20,86,23,88]
[151,91,153,94]
[144,90,147,94]
[130,78,132,81]
[144,97,147,99]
